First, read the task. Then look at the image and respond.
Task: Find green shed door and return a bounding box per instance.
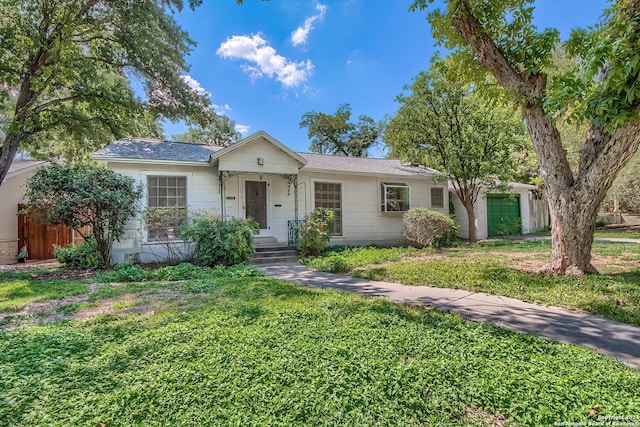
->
[487,194,521,236]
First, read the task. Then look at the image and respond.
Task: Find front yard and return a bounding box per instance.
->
[0,258,639,426]
[302,240,640,326]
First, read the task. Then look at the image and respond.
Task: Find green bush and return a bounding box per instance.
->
[95,262,262,283]
[180,212,257,266]
[297,208,335,257]
[53,240,99,270]
[95,263,148,282]
[152,262,211,281]
[402,208,458,248]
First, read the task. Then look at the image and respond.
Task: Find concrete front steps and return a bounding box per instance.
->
[250,238,299,264]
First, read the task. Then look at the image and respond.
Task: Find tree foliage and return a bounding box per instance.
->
[24,164,143,267]
[0,0,213,184]
[606,152,640,213]
[171,115,242,146]
[410,0,640,274]
[300,104,382,157]
[385,59,529,241]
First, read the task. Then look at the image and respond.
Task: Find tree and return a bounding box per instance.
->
[172,114,241,146]
[411,0,640,274]
[606,152,640,213]
[24,164,143,267]
[300,104,382,156]
[0,0,213,185]
[385,60,528,242]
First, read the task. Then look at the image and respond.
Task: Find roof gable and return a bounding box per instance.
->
[211,131,307,167]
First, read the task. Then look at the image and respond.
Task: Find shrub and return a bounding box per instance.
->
[402,207,458,248]
[297,208,335,257]
[180,211,257,266]
[142,207,190,263]
[24,164,143,267]
[95,263,148,282]
[53,240,99,270]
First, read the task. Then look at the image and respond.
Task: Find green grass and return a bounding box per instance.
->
[302,242,640,325]
[0,276,638,426]
[0,279,89,313]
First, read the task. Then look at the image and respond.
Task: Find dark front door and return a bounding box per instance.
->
[245,181,267,229]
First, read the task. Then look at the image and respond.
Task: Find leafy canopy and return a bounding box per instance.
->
[412,0,640,132]
[300,104,382,157]
[385,59,529,194]
[171,115,242,146]
[0,0,213,180]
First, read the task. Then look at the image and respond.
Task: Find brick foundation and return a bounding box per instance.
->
[0,239,18,265]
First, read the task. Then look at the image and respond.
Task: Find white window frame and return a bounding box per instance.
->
[141,171,192,243]
[312,179,343,236]
[430,187,445,209]
[381,183,411,212]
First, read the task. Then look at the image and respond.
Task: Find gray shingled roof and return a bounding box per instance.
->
[92,138,440,177]
[298,152,439,177]
[92,138,223,162]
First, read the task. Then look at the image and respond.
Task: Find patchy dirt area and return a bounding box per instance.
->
[0,282,195,329]
[512,253,639,274]
[400,249,638,275]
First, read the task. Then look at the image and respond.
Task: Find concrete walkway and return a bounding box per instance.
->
[260,263,640,369]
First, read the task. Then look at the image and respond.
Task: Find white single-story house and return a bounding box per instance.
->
[449,182,549,240]
[92,131,452,263]
[0,160,47,264]
[92,131,549,263]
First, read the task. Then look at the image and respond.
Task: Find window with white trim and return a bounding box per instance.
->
[431,187,444,208]
[381,183,410,212]
[314,182,342,235]
[146,176,187,241]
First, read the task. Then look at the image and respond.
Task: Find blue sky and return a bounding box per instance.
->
[166,0,608,155]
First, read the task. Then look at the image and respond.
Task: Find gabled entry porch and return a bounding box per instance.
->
[210,131,307,244]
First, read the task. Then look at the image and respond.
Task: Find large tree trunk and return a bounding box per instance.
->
[449,1,640,274]
[0,132,22,184]
[545,188,599,275]
[524,107,640,275]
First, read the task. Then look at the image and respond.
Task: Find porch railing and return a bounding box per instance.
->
[287,220,306,249]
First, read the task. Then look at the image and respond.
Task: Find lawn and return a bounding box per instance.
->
[0,263,638,426]
[301,240,640,326]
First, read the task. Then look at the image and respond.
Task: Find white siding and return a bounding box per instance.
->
[104,160,449,261]
[218,138,300,175]
[299,172,446,246]
[0,169,38,264]
[452,187,539,240]
[106,162,218,263]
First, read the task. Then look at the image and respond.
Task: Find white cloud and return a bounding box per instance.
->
[235,124,251,135]
[291,3,327,47]
[212,103,233,115]
[180,75,210,97]
[217,34,313,87]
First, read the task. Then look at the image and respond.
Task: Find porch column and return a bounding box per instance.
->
[294,175,299,222]
[219,171,228,221]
